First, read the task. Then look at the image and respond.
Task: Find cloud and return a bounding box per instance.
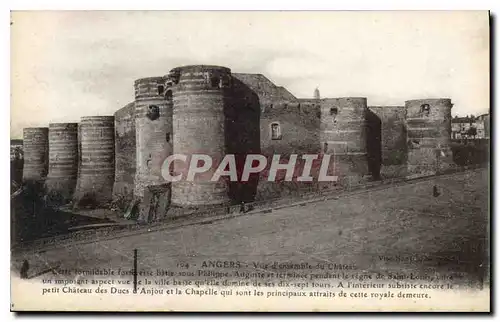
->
[10,11,490,138]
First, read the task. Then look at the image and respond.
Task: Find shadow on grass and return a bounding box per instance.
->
[422,234,488,289]
[11,183,113,243]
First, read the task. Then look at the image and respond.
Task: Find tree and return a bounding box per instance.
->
[14,146,23,160]
[467,126,477,139]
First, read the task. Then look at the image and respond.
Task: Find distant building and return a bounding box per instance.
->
[476,113,490,138]
[451,114,489,139]
[10,139,23,161]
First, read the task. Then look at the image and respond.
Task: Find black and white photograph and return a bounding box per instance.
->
[9,10,491,312]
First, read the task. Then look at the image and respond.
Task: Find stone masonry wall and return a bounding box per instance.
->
[113,102,136,206]
[369,106,407,179]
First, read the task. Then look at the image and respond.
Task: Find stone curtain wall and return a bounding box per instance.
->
[113,102,136,207]
[368,106,407,179]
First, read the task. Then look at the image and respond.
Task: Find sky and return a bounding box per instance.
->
[10,10,489,138]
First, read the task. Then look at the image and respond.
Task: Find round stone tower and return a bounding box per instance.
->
[168,65,232,207]
[22,127,49,182]
[320,97,370,185]
[73,116,115,208]
[405,98,454,178]
[45,122,79,204]
[134,76,173,198]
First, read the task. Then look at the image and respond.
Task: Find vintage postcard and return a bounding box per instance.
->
[10,10,490,312]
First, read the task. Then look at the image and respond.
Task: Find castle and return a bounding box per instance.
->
[20,64,454,218]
